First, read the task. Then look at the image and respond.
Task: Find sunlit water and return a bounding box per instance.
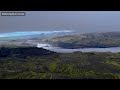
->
[37,43,120,53]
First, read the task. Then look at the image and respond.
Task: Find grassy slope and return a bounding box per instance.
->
[45,32,120,48]
[1,32,120,79]
[0,47,120,79]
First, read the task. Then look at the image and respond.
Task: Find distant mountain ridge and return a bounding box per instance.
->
[44,32,120,48]
[0,30,75,47]
[1,31,120,49]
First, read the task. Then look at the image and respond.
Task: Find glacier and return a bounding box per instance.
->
[0,30,73,37]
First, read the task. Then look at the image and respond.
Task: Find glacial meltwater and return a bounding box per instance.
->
[37,43,120,53]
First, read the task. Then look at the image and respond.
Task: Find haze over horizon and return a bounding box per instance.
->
[0,11,120,33]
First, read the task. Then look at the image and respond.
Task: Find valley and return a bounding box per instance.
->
[1,11,120,79]
[0,31,120,79]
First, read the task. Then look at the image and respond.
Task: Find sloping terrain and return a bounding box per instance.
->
[0,32,120,79]
[0,48,120,79]
[0,47,57,58]
[0,31,74,47]
[44,32,120,48]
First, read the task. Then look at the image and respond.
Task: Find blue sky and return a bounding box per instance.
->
[0,11,120,33]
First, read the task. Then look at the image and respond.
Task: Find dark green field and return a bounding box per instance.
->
[0,47,120,79]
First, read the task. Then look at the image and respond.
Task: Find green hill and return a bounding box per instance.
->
[44,32,120,48]
[0,48,120,79]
